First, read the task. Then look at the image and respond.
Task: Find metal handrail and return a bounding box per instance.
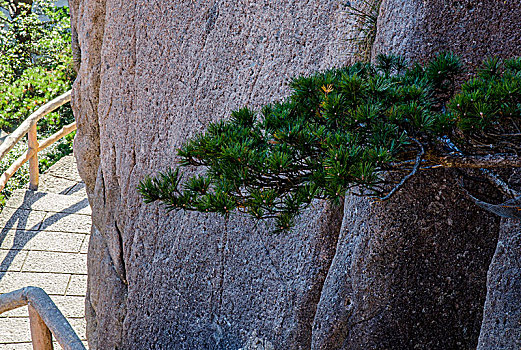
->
[0,90,76,192]
[0,286,86,350]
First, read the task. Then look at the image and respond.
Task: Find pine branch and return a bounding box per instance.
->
[460,186,521,220]
[140,53,521,231]
[373,138,424,201]
[480,169,521,198]
[426,153,521,169]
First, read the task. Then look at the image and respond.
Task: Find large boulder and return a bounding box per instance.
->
[478,219,521,349]
[312,171,500,349]
[311,1,521,349]
[373,0,521,68]
[71,1,355,348]
[478,168,521,349]
[71,0,521,349]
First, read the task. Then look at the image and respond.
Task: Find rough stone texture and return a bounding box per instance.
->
[477,220,521,349]
[373,0,521,69]
[477,169,521,350]
[71,1,355,349]
[70,0,104,195]
[85,227,127,350]
[71,0,521,349]
[313,171,499,349]
[374,1,521,348]
[311,1,521,349]
[241,330,275,350]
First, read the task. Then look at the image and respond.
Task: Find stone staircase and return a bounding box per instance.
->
[0,155,90,349]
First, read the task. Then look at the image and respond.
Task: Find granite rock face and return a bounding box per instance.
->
[478,219,521,350]
[70,0,521,349]
[71,1,353,349]
[369,1,521,348]
[312,171,500,349]
[478,168,521,350]
[312,1,521,348]
[373,0,521,68]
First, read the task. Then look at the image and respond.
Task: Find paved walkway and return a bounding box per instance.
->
[0,156,90,349]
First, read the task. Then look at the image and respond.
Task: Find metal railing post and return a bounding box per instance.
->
[28,304,53,350]
[28,121,39,191]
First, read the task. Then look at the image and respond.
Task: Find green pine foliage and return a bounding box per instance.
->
[139,53,521,232]
[450,56,521,153]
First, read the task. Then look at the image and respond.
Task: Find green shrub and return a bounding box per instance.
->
[0,66,74,132]
[0,132,74,205]
[0,0,74,203]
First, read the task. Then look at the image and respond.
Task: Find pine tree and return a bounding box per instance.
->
[139,53,521,232]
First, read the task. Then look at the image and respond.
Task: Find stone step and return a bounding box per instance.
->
[0,154,90,348]
[4,189,91,216]
[37,176,86,198]
[41,156,82,183]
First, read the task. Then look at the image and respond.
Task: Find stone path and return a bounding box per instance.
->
[0,156,90,349]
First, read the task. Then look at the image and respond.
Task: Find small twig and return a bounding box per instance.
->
[488,132,521,137]
[373,137,424,201]
[480,169,521,199]
[426,153,521,168]
[459,182,521,220]
[0,16,12,25]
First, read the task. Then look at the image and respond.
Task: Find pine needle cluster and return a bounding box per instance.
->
[139,53,521,232]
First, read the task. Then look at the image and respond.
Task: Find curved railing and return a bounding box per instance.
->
[0,91,85,348]
[0,286,86,350]
[0,90,76,192]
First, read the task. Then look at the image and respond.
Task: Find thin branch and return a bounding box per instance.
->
[480,169,521,198]
[373,137,424,201]
[488,132,521,137]
[459,183,521,220]
[426,153,521,168]
[0,16,12,25]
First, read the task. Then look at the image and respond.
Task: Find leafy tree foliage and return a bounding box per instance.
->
[139,53,521,232]
[0,0,74,203]
[0,0,74,133]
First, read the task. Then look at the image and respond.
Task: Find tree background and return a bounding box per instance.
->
[0,0,73,203]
